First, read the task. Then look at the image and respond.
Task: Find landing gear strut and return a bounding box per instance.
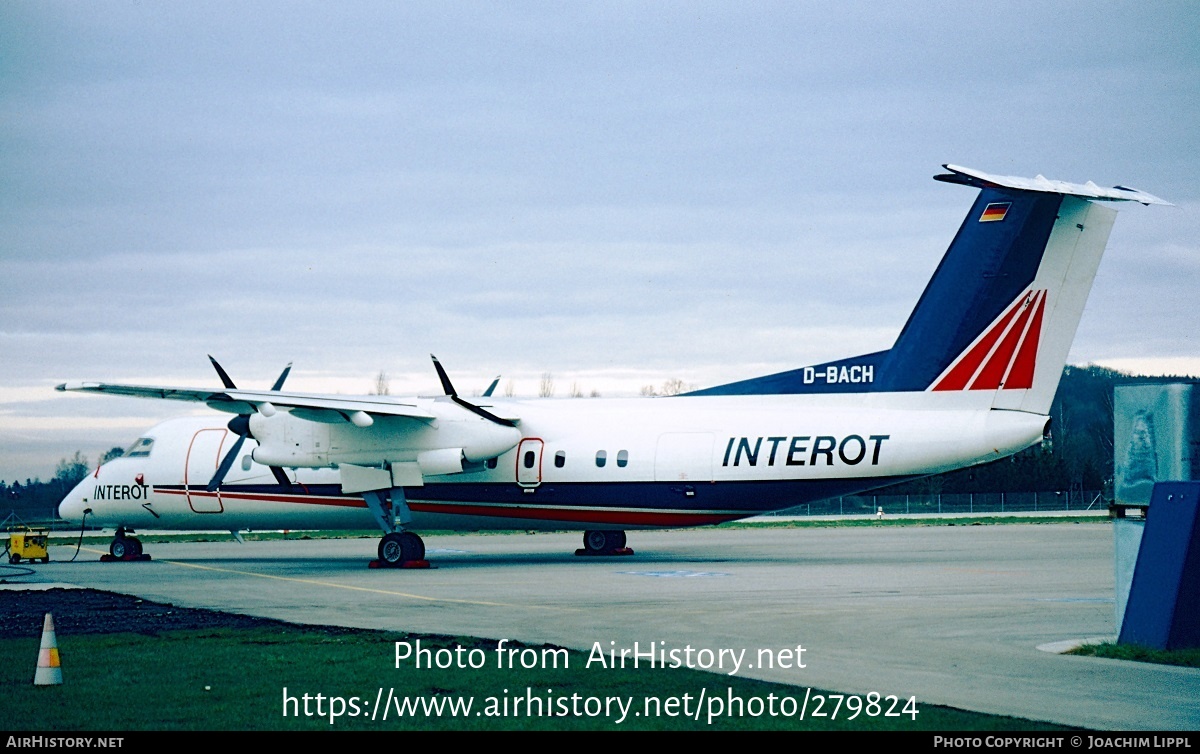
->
[102,527,149,562]
[577,529,633,556]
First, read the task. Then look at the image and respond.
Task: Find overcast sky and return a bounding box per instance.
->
[2,1,1198,482]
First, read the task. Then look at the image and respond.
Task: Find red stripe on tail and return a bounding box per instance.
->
[1001,292,1046,389]
[931,294,1026,391]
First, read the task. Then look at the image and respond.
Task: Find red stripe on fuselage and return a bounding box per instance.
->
[152,487,741,525]
[157,487,366,508]
[407,502,743,527]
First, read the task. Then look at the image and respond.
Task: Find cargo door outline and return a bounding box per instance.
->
[516,438,544,488]
[185,428,227,513]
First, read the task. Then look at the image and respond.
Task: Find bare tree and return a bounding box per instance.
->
[370,370,390,396]
[660,378,688,396]
[503,379,516,397]
[538,372,555,398]
[589,388,601,398]
[570,382,583,398]
[53,451,90,490]
[640,384,658,397]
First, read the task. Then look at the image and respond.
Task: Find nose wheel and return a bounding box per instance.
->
[102,528,150,562]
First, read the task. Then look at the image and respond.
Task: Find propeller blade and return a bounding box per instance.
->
[482,376,500,397]
[452,395,517,428]
[208,355,237,389]
[205,358,294,490]
[270,362,292,391]
[430,356,515,426]
[430,354,456,395]
[206,434,246,492]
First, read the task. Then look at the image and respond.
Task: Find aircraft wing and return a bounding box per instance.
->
[55,381,438,422]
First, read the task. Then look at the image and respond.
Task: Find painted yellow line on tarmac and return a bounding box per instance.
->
[77,545,571,611]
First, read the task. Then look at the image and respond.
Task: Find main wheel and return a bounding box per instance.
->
[611,530,627,550]
[398,531,425,562]
[110,537,130,559]
[583,530,613,554]
[378,532,426,565]
[127,537,143,559]
[378,532,406,565]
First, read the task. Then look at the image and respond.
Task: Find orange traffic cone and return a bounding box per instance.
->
[33,613,63,686]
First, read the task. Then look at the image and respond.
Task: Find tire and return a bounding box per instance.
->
[611,530,627,550]
[398,532,425,562]
[110,538,129,559]
[378,532,405,564]
[9,554,19,565]
[128,538,143,559]
[583,530,612,554]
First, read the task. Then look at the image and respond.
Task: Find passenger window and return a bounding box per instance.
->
[554,450,566,468]
[617,450,629,468]
[241,455,252,472]
[125,437,154,457]
[595,450,607,468]
[486,458,498,469]
[524,451,536,469]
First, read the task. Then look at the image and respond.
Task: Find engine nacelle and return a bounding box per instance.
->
[248,407,521,469]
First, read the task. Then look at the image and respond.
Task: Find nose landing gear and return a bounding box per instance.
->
[101,527,151,562]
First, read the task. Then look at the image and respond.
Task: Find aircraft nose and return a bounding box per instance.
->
[57,478,91,524]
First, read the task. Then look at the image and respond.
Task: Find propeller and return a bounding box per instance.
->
[206,356,294,492]
[431,355,516,427]
[482,376,501,398]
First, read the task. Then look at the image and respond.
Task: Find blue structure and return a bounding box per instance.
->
[1118,481,1200,649]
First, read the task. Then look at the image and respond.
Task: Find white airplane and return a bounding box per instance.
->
[55,165,1168,566]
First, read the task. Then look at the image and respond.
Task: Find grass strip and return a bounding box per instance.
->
[1,627,1069,731]
[1067,642,1200,668]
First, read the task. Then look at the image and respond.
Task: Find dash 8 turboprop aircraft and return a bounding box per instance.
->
[56,165,1167,567]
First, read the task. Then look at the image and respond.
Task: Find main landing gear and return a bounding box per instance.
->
[101,527,151,562]
[576,529,633,556]
[376,531,426,567]
[362,489,431,569]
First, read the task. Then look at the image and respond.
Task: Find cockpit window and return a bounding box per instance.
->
[125,437,154,457]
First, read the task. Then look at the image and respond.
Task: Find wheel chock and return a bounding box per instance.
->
[368,559,433,569]
[99,554,153,562]
[574,548,635,557]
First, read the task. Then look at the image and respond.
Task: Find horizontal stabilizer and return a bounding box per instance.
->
[935,165,1171,206]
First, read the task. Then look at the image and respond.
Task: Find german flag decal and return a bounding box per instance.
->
[979,202,1010,222]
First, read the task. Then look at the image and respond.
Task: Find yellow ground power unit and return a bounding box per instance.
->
[7,527,50,564]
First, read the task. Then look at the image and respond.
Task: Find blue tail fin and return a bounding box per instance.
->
[691,165,1167,413]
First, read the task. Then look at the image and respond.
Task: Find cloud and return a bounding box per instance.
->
[1,1,1197,480]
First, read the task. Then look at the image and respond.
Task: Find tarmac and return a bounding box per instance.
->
[4,520,1198,731]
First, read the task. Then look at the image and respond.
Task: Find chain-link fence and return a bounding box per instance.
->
[767,489,1106,517]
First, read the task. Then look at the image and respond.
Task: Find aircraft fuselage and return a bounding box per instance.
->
[61,393,1046,532]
